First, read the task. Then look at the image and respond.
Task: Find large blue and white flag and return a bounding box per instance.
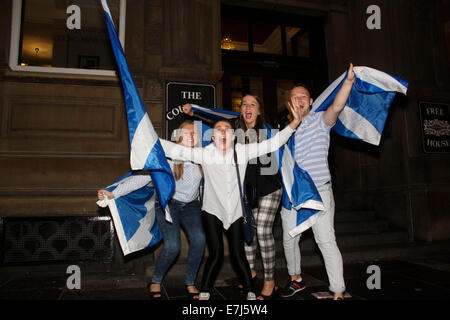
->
[312,66,408,145]
[266,124,325,237]
[96,173,161,255]
[101,0,175,210]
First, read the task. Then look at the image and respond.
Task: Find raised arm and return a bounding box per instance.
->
[323,63,355,126]
[97,173,152,200]
[243,126,294,160]
[160,139,204,164]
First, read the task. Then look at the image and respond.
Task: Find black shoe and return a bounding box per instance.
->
[148,283,162,300]
[186,285,200,300]
[257,286,279,300]
[279,279,306,298]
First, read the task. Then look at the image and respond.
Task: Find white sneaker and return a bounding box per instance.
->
[199,292,210,300]
[246,292,257,300]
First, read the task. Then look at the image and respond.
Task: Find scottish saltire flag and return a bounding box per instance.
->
[101,0,175,210]
[191,104,239,121]
[312,66,408,145]
[265,124,325,237]
[96,173,162,255]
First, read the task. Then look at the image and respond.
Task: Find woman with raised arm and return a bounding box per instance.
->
[98,121,205,300]
[159,102,304,300]
[183,95,283,300]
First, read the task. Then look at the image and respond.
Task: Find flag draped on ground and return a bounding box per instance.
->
[312,66,408,146]
[99,0,175,254]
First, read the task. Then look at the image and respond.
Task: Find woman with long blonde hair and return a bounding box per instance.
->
[98,120,205,300]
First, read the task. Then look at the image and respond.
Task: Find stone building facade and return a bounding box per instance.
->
[0,0,448,267]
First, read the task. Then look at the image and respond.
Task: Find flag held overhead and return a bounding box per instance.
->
[101,0,175,209]
[312,66,408,146]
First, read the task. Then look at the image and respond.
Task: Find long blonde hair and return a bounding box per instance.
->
[172,121,203,181]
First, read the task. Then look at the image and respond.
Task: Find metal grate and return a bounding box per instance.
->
[1,216,114,264]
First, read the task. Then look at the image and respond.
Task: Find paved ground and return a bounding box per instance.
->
[1,254,450,301]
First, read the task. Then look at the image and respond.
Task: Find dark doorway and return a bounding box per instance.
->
[221,4,329,128]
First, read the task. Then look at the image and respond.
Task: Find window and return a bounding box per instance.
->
[9,0,126,76]
[286,27,310,58]
[221,19,309,57]
[252,23,282,55]
[229,75,263,112]
[221,18,249,52]
[221,4,329,128]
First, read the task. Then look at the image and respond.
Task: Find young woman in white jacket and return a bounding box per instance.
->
[159,102,304,300]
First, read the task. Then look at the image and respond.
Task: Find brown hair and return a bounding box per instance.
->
[286,84,312,121]
[291,83,311,94]
[213,118,234,129]
[172,121,203,180]
[238,94,267,141]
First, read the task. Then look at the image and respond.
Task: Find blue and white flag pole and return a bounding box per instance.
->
[96,173,162,255]
[101,0,175,211]
[312,66,408,146]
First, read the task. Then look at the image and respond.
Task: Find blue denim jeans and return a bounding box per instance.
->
[152,199,205,286]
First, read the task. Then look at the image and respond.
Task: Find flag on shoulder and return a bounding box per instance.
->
[96,173,161,256]
[312,66,408,145]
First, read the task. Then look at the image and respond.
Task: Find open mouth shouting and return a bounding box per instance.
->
[244,111,254,121]
[241,95,261,128]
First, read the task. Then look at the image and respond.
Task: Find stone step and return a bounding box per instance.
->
[157,241,450,281]
[334,219,390,234]
[334,210,376,223]
[274,229,409,252]
[273,218,391,238]
[270,240,450,268]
